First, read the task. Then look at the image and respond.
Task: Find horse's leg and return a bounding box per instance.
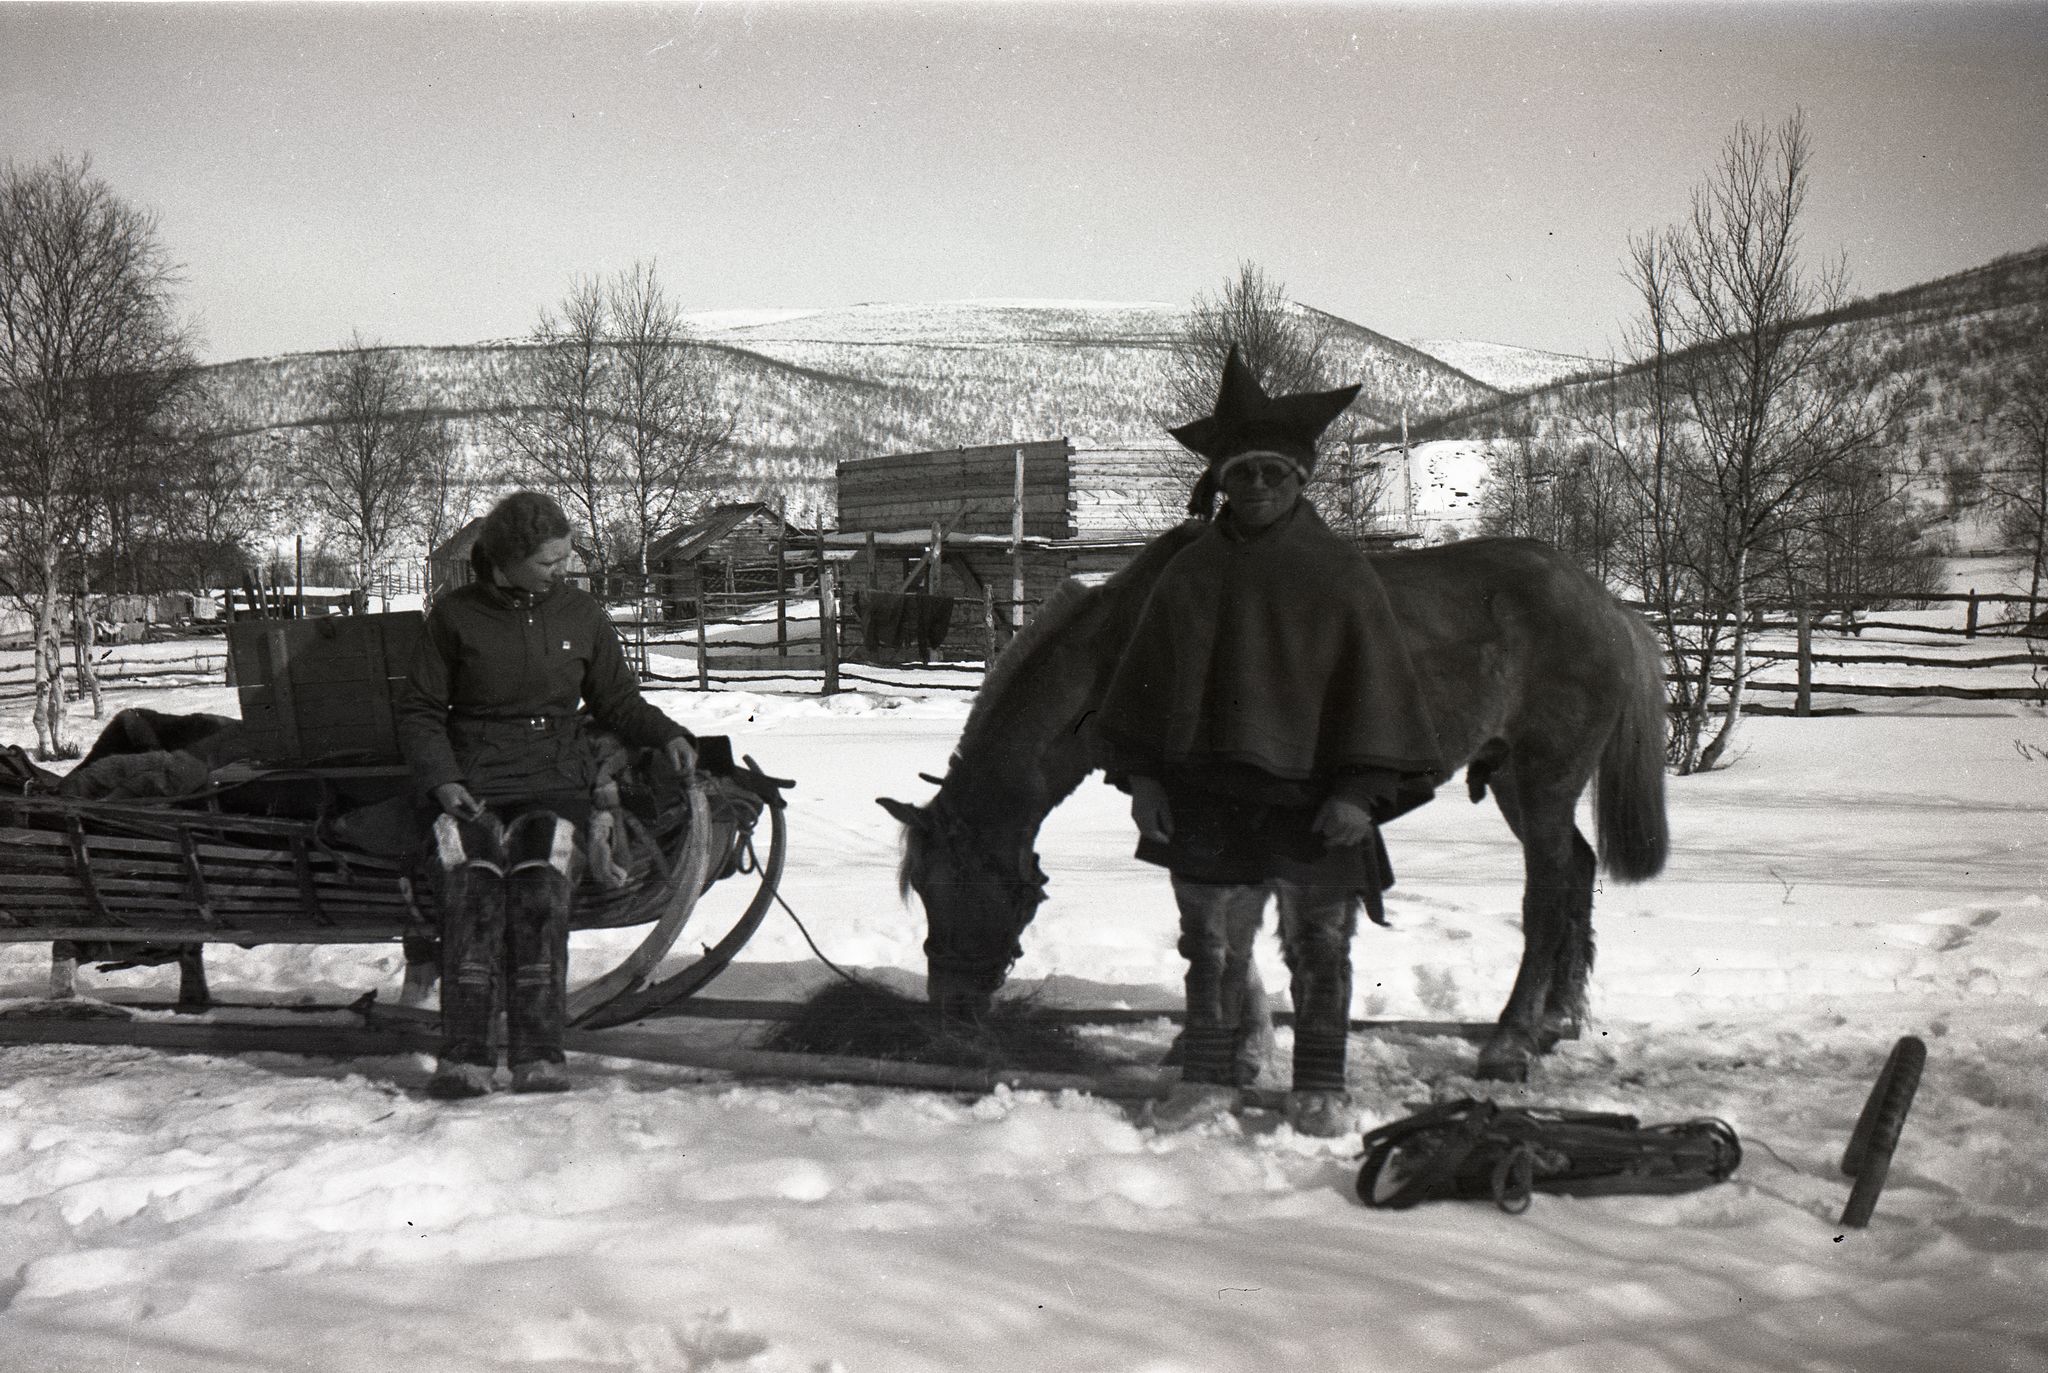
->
[49,940,79,998]
[1480,772,1596,1082]
[1274,878,1360,1135]
[175,947,211,1011]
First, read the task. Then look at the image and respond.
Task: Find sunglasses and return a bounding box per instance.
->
[1219,458,1302,490]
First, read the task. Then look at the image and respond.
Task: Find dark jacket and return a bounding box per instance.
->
[394,575,689,803]
[1098,500,1443,891]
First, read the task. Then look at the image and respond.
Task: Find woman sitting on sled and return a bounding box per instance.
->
[395,491,699,1099]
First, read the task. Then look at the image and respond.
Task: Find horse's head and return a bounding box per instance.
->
[877,790,1048,1022]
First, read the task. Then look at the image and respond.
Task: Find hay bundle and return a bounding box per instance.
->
[763,979,1112,1076]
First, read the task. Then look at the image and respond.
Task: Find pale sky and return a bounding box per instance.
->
[3,1,2043,364]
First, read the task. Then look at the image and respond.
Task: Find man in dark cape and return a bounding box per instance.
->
[1099,348,1444,1136]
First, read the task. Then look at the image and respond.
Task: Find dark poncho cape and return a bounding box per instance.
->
[1098,502,1443,897]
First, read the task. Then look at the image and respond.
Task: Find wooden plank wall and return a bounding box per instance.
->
[1068,442,1193,540]
[837,440,1072,538]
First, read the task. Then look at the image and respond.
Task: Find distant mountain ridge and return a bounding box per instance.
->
[1416,242,2048,552]
[196,246,2043,523]
[199,297,1507,514]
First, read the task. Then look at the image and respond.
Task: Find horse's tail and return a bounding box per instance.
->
[1595,607,1670,883]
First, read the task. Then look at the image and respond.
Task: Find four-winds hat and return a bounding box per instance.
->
[1171,346,1362,517]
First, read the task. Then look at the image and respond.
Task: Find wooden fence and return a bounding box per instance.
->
[1658,593,2048,714]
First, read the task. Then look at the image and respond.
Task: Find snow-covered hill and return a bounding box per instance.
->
[1405,338,1601,392]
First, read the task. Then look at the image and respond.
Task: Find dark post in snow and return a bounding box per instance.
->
[1795,603,1812,717]
[694,562,710,693]
[1011,445,1026,635]
[819,551,840,696]
[775,506,788,655]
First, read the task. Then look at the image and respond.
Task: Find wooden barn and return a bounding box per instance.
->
[830,437,1193,659]
[646,502,814,619]
[833,437,1189,597]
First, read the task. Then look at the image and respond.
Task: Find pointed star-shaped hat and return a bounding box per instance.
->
[1169,346,1361,516]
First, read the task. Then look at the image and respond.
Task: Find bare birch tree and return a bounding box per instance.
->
[0,154,195,757]
[1661,113,1904,769]
[1987,340,2048,606]
[494,263,734,589]
[296,334,449,610]
[1168,261,1353,518]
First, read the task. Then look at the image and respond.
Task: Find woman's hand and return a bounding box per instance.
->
[432,782,486,822]
[664,735,698,774]
[1130,775,1173,844]
[1312,795,1375,848]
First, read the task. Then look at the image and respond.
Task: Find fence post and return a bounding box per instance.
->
[819,560,839,695]
[1966,589,1978,639]
[775,533,788,654]
[694,562,710,692]
[983,583,997,664]
[1795,603,1812,718]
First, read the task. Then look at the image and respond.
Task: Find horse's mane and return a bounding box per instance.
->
[950,522,1205,771]
[954,576,1100,762]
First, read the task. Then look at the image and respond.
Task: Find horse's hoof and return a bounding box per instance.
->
[1142,1083,1241,1131]
[1285,1089,1356,1138]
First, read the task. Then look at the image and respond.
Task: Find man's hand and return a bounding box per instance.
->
[664,735,698,774]
[1130,775,1173,844]
[432,782,486,822]
[1312,795,1375,848]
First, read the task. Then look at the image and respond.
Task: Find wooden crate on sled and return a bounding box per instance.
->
[0,613,784,1026]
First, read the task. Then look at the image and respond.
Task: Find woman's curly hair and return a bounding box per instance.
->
[473,491,572,575]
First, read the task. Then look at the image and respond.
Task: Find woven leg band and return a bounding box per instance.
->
[1293,1027,1350,1093]
[1179,1025,1240,1086]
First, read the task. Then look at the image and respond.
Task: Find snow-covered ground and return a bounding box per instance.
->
[2,592,2045,1371]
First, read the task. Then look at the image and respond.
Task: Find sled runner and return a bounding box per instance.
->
[1355,1098,1742,1213]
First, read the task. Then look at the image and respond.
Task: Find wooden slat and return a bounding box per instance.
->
[291,837,329,925]
[64,816,119,926]
[0,824,403,872]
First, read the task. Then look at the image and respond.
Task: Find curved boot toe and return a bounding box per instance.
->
[1286,1089,1356,1138]
[1142,1083,1242,1131]
[428,1061,498,1100]
[511,1060,573,1094]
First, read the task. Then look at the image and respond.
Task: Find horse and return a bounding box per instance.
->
[877,524,1670,1082]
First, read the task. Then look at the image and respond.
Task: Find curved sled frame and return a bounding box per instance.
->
[570,790,787,1030]
[564,775,716,1023]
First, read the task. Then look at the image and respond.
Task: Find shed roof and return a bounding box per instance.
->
[648,503,810,563]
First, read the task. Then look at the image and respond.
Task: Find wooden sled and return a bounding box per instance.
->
[0,757,788,1030]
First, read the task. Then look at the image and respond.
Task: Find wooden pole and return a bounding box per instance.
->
[294,535,304,619]
[694,562,710,692]
[1011,445,1026,632]
[983,583,997,664]
[819,559,840,695]
[775,530,788,653]
[865,530,878,590]
[1966,589,1978,639]
[1795,603,1812,717]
